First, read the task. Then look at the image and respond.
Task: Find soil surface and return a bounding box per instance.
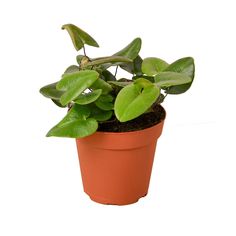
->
[98,104,166,132]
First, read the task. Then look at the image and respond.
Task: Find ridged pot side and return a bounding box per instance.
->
[76,109,166,205]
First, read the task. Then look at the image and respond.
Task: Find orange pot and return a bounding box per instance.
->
[76,112,165,205]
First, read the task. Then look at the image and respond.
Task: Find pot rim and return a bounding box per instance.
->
[95,105,166,136]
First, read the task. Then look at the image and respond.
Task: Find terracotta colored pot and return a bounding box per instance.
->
[76,111,166,205]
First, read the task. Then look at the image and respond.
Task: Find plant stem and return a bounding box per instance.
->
[83,46,87,57]
[114,66,118,77]
[164,88,169,99]
[67,103,73,111]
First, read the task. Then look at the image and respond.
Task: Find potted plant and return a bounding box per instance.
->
[40,24,195,205]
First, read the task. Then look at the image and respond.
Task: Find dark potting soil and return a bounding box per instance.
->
[97,104,166,132]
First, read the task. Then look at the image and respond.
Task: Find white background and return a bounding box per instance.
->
[0,0,236,235]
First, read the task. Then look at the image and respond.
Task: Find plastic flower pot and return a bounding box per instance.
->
[75,108,165,205]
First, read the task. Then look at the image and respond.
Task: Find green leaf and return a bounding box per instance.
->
[62,24,99,51]
[88,38,141,71]
[134,78,153,88]
[57,70,99,105]
[132,75,154,82]
[89,104,113,121]
[164,57,195,94]
[47,118,98,138]
[165,57,194,78]
[120,55,143,75]
[82,56,132,68]
[76,55,85,64]
[64,65,80,74]
[46,104,97,138]
[74,89,102,105]
[95,94,114,110]
[90,78,113,94]
[57,104,91,126]
[40,82,64,100]
[142,57,169,76]
[154,72,192,88]
[114,80,160,122]
[108,81,132,87]
[101,70,116,81]
[113,38,142,60]
[51,99,67,108]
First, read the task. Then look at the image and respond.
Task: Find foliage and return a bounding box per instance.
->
[40,24,195,138]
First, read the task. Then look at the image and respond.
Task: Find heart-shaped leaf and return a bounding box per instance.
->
[114,79,160,122]
[47,118,98,138]
[95,94,114,110]
[46,104,97,138]
[142,57,169,76]
[74,89,102,105]
[62,24,99,51]
[90,78,113,94]
[56,104,91,126]
[40,82,64,100]
[154,72,192,88]
[164,57,195,94]
[165,57,194,78]
[57,70,99,106]
[113,38,142,60]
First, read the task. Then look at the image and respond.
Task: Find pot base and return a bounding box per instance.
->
[87,192,148,206]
